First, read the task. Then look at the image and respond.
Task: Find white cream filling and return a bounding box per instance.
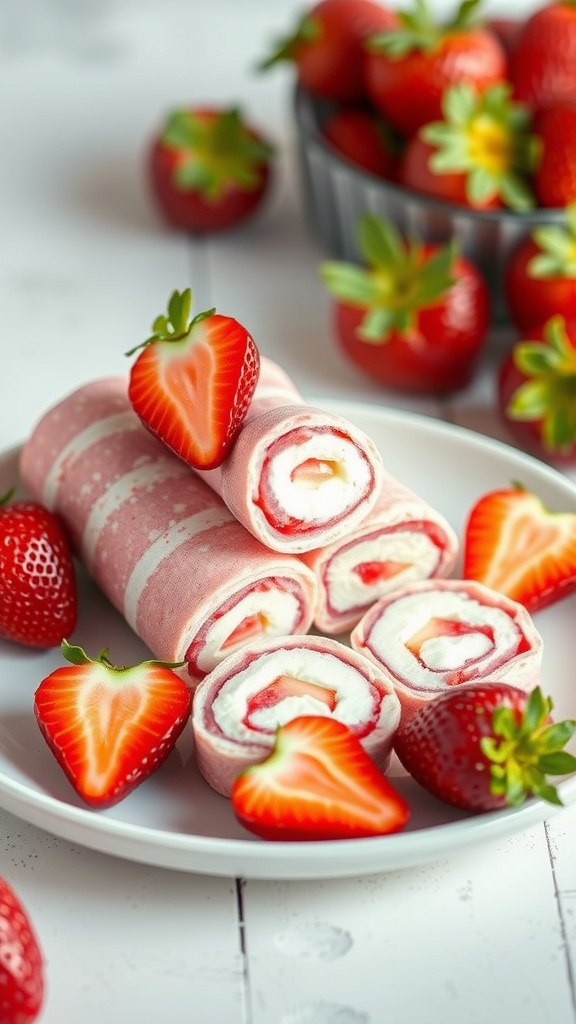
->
[264,434,371,524]
[211,649,375,741]
[368,589,520,691]
[326,532,440,613]
[196,590,301,675]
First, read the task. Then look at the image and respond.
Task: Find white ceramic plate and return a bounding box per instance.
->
[1,400,575,880]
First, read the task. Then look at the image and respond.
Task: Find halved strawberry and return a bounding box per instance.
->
[462,484,576,613]
[394,683,576,812]
[34,640,192,807]
[231,715,410,841]
[127,288,260,470]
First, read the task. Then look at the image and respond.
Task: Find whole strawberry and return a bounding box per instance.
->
[504,204,576,332]
[511,0,576,112]
[395,684,576,812]
[363,0,508,137]
[0,490,77,648]
[320,212,490,393]
[533,106,576,209]
[0,877,45,1024]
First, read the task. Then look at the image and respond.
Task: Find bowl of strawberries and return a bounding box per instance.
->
[282,0,576,325]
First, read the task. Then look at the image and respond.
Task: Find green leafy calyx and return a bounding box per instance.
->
[506,315,576,453]
[366,0,483,58]
[480,686,576,807]
[125,289,216,357]
[320,213,457,343]
[161,108,273,199]
[60,639,186,674]
[421,82,538,211]
[258,11,321,70]
[528,203,576,279]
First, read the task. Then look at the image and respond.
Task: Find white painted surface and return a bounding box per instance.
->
[1,1,575,1022]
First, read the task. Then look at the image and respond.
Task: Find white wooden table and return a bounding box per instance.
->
[1,2,575,1022]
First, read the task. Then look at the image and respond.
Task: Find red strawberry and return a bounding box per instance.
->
[511,0,576,112]
[363,0,508,137]
[498,315,576,466]
[127,288,260,471]
[148,106,273,234]
[320,212,490,393]
[321,107,400,180]
[394,683,576,812]
[34,640,192,808]
[0,490,77,649]
[532,106,576,209]
[231,715,410,841]
[0,877,45,1024]
[462,484,576,612]
[503,205,576,332]
[259,0,399,102]
[399,82,538,211]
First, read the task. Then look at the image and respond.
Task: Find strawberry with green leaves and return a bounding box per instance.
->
[398,82,538,211]
[127,287,260,471]
[149,106,274,233]
[504,205,576,332]
[463,482,576,611]
[319,212,489,393]
[259,0,399,102]
[363,0,508,138]
[0,876,45,1024]
[231,715,410,841]
[498,315,576,467]
[0,489,77,649]
[394,683,576,813]
[34,640,192,808]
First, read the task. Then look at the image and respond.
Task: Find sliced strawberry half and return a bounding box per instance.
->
[34,640,192,807]
[231,714,410,841]
[127,288,260,470]
[462,484,576,612]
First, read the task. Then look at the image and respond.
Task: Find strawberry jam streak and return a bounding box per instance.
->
[324,521,446,619]
[185,578,307,681]
[254,426,375,535]
[244,676,337,731]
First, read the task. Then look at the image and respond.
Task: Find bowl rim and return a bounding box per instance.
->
[293,83,567,227]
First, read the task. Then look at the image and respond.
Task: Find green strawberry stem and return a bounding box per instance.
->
[320,212,456,342]
[507,315,576,452]
[367,0,484,57]
[257,12,321,70]
[480,687,576,806]
[0,487,16,507]
[60,639,186,672]
[528,203,576,279]
[421,82,538,211]
[125,288,216,356]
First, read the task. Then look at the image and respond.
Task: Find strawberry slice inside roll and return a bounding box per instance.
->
[196,357,385,554]
[350,579,543,726]
[192,634,401,796]
[19,378,318,683]
[301,474,459,634]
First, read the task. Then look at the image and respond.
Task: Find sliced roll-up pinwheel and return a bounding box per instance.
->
[350,579,543,726]
[196,356,385,554]
[192,634,401,797]
[301,473,459,635]
[19,378,317,684]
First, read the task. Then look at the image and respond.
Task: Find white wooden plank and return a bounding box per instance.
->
[242,822,576,1024]
[1,807,244,1024]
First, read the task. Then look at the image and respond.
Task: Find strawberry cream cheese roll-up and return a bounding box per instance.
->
[19,378,318,684]
[192,634,401,797]
[196,356,385,554]
[351,579,543,726]
[301,473,459,635]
